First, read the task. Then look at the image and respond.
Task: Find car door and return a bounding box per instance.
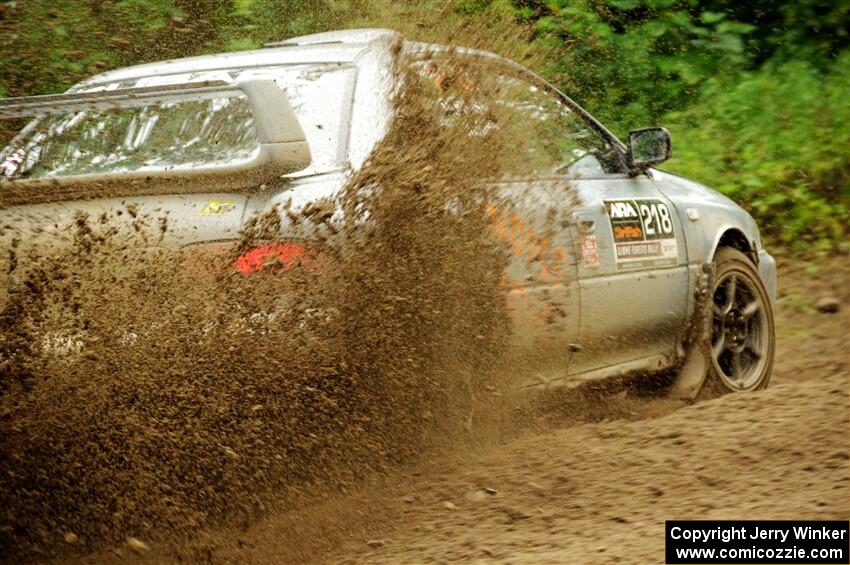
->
[486,178,579,388]
[487,74,583,388]
[423,58,582,387]
[569,176,690,377]
[481,65,691,380]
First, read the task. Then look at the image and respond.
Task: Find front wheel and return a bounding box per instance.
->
[704,247,775,394]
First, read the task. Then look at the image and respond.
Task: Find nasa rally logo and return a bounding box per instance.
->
[607,200,640,220]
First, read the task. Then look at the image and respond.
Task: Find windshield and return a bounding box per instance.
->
[1,94,260,180]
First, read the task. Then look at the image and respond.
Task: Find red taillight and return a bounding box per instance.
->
[234,243,307,273]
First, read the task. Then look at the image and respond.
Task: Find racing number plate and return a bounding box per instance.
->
[604,198,678,270]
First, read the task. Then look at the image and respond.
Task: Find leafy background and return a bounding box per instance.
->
[1,0,847,250]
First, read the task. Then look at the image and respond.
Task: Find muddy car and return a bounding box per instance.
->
[0,28,776,396]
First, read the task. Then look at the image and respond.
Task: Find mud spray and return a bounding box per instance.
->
[0,49,574,559]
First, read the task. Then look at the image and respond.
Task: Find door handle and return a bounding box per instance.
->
[572,213,596,234]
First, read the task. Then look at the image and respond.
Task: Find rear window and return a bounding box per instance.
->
[1,94,260,180]
[1,64,356,181]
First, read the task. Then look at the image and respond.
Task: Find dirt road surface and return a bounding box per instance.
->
[325,375,847,564]
[65,256,847,564]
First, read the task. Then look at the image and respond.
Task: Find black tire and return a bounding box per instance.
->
[703,247,775,394]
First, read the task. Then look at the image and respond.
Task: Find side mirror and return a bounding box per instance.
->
[626,127,672,172]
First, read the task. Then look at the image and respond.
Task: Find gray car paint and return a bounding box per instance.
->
[0,28,777,388]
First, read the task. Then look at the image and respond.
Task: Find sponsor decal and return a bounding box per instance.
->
[199,200,237,216]
[581,234,600,269]
[604,198,677,270]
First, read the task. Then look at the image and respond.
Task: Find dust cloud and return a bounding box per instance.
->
[0,49,573,559]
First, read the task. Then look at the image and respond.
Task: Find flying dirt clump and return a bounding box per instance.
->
[0,49,569,559]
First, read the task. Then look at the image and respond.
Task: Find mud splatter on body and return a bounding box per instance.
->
[0,51,574,559]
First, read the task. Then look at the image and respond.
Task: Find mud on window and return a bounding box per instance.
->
[1,94,260,180]
[0,64,357,181]
[417,58,623,177]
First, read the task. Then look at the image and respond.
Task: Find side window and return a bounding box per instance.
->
[493,74,624,177]
[415,57,624,177]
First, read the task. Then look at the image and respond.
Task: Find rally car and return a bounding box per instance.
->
[0,29,776,396]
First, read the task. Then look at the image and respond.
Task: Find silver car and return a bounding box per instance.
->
[0,28,776,397]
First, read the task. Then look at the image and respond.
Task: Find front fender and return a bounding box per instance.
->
[650,169,776,303]
[650,170,761,260]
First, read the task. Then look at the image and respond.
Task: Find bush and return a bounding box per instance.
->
[664,51,850,249]
[1,0,848,249]
[512,0,757,131]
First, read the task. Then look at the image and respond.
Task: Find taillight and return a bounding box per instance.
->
[234,242,307,273]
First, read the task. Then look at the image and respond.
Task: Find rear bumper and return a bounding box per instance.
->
[757,249,777,303]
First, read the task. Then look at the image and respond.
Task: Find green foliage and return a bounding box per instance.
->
[665,52,850,249]
[0,0,355,97]
[0,0,182,96]
[510,0,757,131]
[726,0,850,64]
[208,0,361,52]
[0,0,847,248]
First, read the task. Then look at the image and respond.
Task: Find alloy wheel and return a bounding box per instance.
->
[710,270,770,390]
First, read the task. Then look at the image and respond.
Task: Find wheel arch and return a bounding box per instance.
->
[711,227,758,265]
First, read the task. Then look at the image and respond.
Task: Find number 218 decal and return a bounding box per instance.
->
[638,201,673,239]
[605,198,678,269]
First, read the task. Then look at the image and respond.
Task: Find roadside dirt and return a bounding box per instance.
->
[60,255,848,564]
[324,376,848,565]
[771,256,850,387]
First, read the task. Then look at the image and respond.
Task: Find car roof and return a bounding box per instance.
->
[73,28,402,89]
[67,28,624,150]
[73,28,534,90]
